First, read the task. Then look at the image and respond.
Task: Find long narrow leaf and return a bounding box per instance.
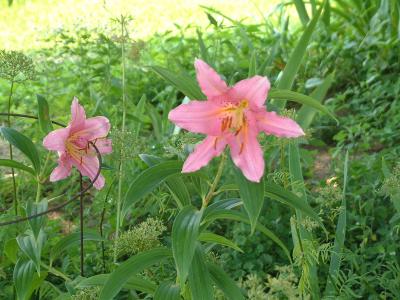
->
[172,206,203,288]
[150,65,205,100]
[99,248,172,300]
[269,88,337,122]
[207,262,245,300]
[0,159,35,175]
[272,1,324,110]
[324,151,349,296]
[122,161,183,218]
[0,127,41,174]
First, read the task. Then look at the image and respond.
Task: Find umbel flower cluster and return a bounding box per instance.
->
[0,50,36,82]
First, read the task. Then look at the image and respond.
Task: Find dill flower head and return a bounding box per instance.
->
[115,218,166,257]
[0,50,36,82]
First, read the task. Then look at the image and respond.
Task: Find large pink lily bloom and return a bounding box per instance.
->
[43,98,112,189]
[169,59,305,182]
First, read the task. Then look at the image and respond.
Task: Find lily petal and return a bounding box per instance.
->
[78,116,111,140]
[183,136,227,173]
[92,138,112,154]
[230,76,270,108]
[73,155,105,190]
[168,100,224,135]
[257,111,305,137]
[43,127,70,151]
[70,97,86,132]
[194,59,229,99]
[228,120,264,182]
[49,153,72,181]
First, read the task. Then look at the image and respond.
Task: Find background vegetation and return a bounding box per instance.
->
[1,0,400,299]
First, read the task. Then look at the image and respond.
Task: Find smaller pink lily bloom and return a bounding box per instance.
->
[43,98,112,189]
[169,59,305,182]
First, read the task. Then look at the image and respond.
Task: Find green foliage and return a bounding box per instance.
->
[115,217,166,257]
[0,0,400,298]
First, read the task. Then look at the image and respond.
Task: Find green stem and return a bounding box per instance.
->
[202,153,226,208]
[7,81,18,215]
[35,179,41,203]
[115,15,128,263]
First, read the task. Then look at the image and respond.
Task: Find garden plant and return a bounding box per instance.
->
[1,0,400,299]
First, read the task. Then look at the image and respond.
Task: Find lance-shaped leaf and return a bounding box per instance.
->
[0,159,35,175]
[122,161,183,219]
[37,94,53,134]
[172,206,203,288]
[77,274,156,294]
[234,166,264,234]
[154,282,180,300]
[272,1,324,110]
[269,88,337,122]
[50,230,104,263]
[13,259,47,300]
[207,262,245,300]
[17,230,46,275]
[0,127,41,174]
[324,151,349,296]
[99,248,172,300]
[188,245,214,300]
[199,231,243,253]
[26,199,48,239]
[150,65,205,100]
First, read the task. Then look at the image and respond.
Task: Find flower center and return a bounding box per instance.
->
[220,99,249,134]
[65,135,90,164]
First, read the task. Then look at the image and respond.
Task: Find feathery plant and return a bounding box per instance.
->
[0,50,35,215]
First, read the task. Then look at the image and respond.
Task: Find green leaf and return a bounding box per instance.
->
[203,208,291,262]
[269,88,337,122]
[0,159,35,175]
[188,245,214,300]
[99,248,172,300]
[77,274,156,294]
[288,141,320,298]
[4,238,18,263]
[154,282,180,300]
[50,230,104,262]
[198,231,243,253]
[233,166,264,234]
[172,206,203,288]
[207,262,245,300]
[133,94,147,139]
[17,230,46,275]
[150,65,205,100]
[36,94,53,134]
[324,151,349,296]
[197,29,210,63]
[122,161,184,219]
[248,51,257,77]
[264,181,326,232]
[140,154,191,208]
[293,0,310,26]
[13,259,47,300]
[297,73,335,128]
[26,199,48,239]
[272,2,323,110]
[0,127,41,174]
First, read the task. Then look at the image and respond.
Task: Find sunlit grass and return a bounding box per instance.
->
[0,0,281,50]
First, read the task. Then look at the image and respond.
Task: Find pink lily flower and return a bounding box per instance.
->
[168,59,305,182]
[43,98,112,189]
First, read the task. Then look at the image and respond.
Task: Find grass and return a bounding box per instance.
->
[0,0,281,50]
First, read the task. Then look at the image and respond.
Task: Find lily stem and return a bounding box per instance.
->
[7,80,17,215]
[203,153,226,208]
[115,15,128,263]
[80,174,84,277]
